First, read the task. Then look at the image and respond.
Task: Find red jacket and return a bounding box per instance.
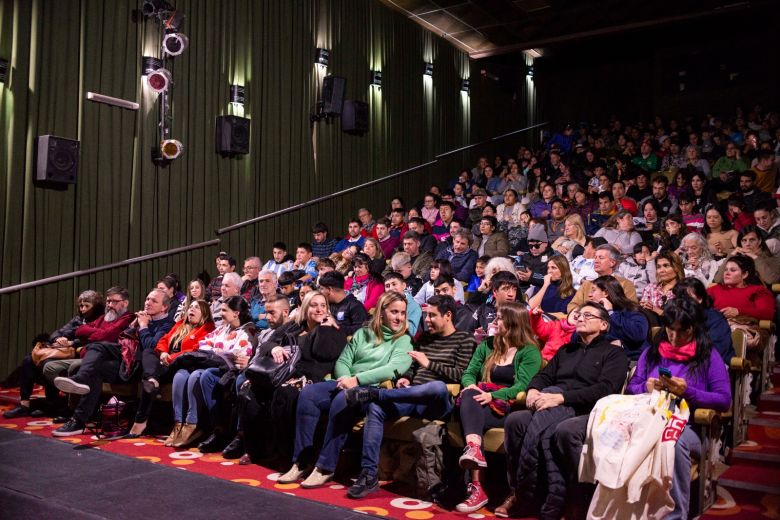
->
[155,320,216,361]
[707,284,775,321]
[530,310,576,361]
[75,312,135,346]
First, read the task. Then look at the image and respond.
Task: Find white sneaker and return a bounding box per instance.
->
[300,467,333,488]
[53,377,90,396]
[278,463,308,484]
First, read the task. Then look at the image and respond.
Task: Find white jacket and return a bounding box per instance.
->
[579,391,690,520]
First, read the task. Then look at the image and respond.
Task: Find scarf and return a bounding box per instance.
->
[349,273,370,302]
[658,339,697,362]
[456,382,514,417]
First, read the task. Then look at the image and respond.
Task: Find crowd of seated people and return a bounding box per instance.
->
[6,106,780,519]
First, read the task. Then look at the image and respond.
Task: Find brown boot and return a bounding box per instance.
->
[172,423,202,448]
[164,422,182,447]
[495,493,517,518]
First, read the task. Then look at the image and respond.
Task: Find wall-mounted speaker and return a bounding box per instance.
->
[342,100,369,136]
[215,115,251,155]
[321,75,346,116]
[35,135,79,184]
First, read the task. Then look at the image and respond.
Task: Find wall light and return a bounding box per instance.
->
[526,65,535,78]
[371,70,382,88]
[160,139,184,160]
[162,33,189,56]
[141,56,163,76]
[230,84,245,106]
[424,62,434,77]
[0,58,8,84]
[461,78,470,93]
[315,48,330,68]
[147,68,172,93]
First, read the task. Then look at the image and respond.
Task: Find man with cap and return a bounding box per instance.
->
[515,225,553,290]
[469,188,489,224]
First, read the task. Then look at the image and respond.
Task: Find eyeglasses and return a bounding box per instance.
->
[572,311,605,322]
[528,242,543,248]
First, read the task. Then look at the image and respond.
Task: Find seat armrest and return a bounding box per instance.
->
[729,357,750,371]
[694,408,719,426]
[379,380,393,389]
[515,391,527,405]
[771,283,780,294]
[446,384,461,397]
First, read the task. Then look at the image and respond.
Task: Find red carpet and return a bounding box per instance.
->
[3,385,779,519]
[0,387,482,520]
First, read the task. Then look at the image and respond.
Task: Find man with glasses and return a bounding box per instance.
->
[500,302,628,519]
[240,256,262,302]
[41,287,136,420]
[357,208,376,238]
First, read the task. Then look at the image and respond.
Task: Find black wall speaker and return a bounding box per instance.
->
[35,135,79,184]
[321,75,346,116]
[342,100,369,136]
[215,115,251,155]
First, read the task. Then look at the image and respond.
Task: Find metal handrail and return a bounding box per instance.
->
[0,239,221,295]
[0,122,547,295]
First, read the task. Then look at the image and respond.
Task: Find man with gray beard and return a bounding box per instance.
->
[41,286,135,405]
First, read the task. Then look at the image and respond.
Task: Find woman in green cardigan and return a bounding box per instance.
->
[455,301,542,513]
[279,291,413,488]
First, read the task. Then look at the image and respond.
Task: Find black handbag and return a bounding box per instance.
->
[245,333,301,392]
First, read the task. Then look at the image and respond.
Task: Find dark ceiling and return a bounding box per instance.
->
[379,0,775,59]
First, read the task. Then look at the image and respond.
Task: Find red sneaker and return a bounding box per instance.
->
[459,441,487,469]
[456,482,489,513]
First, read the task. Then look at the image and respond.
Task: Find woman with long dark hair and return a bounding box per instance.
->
[702,207,738,258]
[640,250,686,317]
[455,302,542,513]
[344,252,385,311]
[170,296,257,448]
[588,275,650,360]
[716,225,780,285]
[626,298,731,519]
[707,255,775,321]
[673,279,735,363]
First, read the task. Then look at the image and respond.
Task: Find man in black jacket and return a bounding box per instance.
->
[318,271,369,336]
[499,302,628,520]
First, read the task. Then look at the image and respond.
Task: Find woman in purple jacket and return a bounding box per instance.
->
[626,298,731,520]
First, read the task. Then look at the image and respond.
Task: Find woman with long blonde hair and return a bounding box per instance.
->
[551,214,587,259]
[455,302,542,512]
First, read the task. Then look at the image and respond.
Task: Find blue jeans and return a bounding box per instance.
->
[172,369,204,424]
[292,380,364,473]
[361,380,453,476]
[198,368,247,431]
[669,425,701,520]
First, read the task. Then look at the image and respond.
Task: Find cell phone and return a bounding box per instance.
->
[658,366,672,378]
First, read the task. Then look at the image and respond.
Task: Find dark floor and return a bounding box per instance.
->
[0,428,378,519]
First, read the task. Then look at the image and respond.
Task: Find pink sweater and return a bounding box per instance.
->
[529,311,576,361]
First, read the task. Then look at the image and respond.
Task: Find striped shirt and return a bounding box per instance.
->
[408,330,476,386]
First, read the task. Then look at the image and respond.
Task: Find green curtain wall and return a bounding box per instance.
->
[0,0,528,380]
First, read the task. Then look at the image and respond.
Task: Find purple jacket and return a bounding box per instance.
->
[626,348,731,412]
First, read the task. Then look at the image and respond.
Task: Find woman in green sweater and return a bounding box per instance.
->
[455,301,542,513]
[279,291,413,488]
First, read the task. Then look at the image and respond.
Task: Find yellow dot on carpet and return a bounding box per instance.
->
[137,456,160,463]
[203,456,226,462]
[232,479,261,487]
[0,424,18,429]
[354,507,389,516]
[274,483,300,490]
[24,426,43,431]
[62,438,82,444]
[172,459,195,466]
[405,512,433,519]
